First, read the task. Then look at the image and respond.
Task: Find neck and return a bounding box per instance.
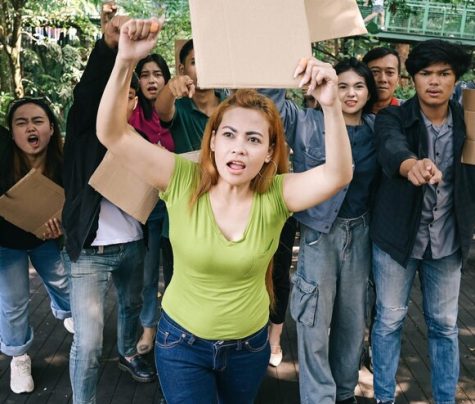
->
[343,111,363,126]
[372,98,392,114]
[192,89,220,117]
[212,178,253,201]
[419,101,450,126]
[25,152,47,173]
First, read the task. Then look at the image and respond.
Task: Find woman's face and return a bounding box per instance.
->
[139,61,165,101]
[337,69,370,117]
[210,107,273,189]
[11,103,53,156]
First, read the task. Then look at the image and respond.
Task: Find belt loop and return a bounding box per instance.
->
[98,245,104,254]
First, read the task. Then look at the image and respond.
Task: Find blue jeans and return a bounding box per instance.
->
[372,244,461,404]
[62,239,145,404]
[0,241,70,356]
[290,214,370,404]
[155,311,270,404]
[140,201,173,328]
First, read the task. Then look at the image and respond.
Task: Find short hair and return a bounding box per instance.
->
[179,39,194,65]
[405,39,472,80]
[362,47,401,74]
[334,57,379,114]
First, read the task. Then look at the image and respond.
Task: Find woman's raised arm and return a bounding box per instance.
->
[283,58,353,212]
[96,17,175,191]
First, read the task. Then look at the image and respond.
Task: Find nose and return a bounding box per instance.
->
[231,138,247,155]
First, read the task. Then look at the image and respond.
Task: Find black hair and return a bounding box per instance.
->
[130,72,140,93]
[179,39,194,65]
[134,53,171,120]
[362,47,401,74]
[334,57,379,115]
[405,39,472,80]
[2,97,63,191]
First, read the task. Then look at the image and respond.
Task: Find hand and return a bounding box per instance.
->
[167,75,195,99]
[43,218,63,240]
[406,158,442,186]
[294,57,338,108]
[101,1,129,49]
[117,17,164,62]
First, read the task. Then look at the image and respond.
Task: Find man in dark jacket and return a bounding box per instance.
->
[370,39,475,404]
[61,4,154,403]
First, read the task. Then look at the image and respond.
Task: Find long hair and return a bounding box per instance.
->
[135,53,171,120]
[334,57,379,115]
[190,89,289,307]
[3,98,63,191]
[191,89,289,206]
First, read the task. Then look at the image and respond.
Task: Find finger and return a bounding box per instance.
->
[188,83,196,98]
[429,169,443,184]
[294,57,308,79]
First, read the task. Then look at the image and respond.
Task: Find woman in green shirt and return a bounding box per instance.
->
[96,18,353,404]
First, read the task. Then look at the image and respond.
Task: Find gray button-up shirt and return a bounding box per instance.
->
[411,110,460,259]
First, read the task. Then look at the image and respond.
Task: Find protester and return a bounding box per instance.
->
[0,98,72,394]
[154,39,225,153]
[96,17,352,404]
[262,57,379,404]
[363,47,402,113]
[370,39,475,404]
[61,6,155,403]
[130,53,175,355]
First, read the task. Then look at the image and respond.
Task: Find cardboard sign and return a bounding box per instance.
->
[0,169,64,239]
[462,89,475,164]
[89,151,159,224]
[188,0,366,88]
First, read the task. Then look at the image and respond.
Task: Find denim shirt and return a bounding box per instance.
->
[260,89,376,233]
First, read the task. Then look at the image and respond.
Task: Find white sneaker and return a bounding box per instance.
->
[63,317,75,334]
[269,346,283,367]
[10,354,34,394]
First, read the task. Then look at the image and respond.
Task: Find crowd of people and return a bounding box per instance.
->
[0,3,474,404]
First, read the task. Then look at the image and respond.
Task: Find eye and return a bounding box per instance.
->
[222,131,234,138]
[248,136,262,144]
[33,119,45,125]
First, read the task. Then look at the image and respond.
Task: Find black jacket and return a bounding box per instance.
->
[370,96,475,268]
[62,38,117,262]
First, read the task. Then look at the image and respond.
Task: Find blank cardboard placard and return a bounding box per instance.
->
[189,0,312,89]
[189,0,366,88]
[304,0,367,42]
[89,151,159,224]
[0,169,64,239]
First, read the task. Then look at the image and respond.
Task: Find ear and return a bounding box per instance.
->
[178,63,185,75]
[133,96,138,110]
[210,130,216,151]
[49,124,54,137]
[265,145,274,163]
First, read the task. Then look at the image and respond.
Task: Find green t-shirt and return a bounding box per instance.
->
[160,156,291,340]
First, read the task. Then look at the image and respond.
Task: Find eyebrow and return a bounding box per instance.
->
[420,67,453,74]
[14,115,45,122]
[222,125,264,137]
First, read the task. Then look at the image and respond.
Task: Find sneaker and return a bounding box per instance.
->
[10,354,34,394]
[63,317,75,334]
[269,346,283,367]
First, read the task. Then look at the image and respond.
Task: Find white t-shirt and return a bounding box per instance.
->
[91,198,143,246]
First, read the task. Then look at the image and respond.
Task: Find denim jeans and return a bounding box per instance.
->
[155,311,270,404]
[62,239,145,404]
[371,244,461,404]
[140,201,173,328]
[290,213,370,404]
[0,241,71,356]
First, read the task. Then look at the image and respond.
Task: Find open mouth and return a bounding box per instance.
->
[27,134,39,146]
[227,160,246,171]
[147,86,158,93]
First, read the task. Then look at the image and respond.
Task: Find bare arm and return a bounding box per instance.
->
[96,18,175,191]
[283,58,353,212]
[154,75,195,122]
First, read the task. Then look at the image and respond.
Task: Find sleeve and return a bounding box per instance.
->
[269,174,292,221]
[66,38,117,141]
[374,107,418,178]
[159,155,199,206]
